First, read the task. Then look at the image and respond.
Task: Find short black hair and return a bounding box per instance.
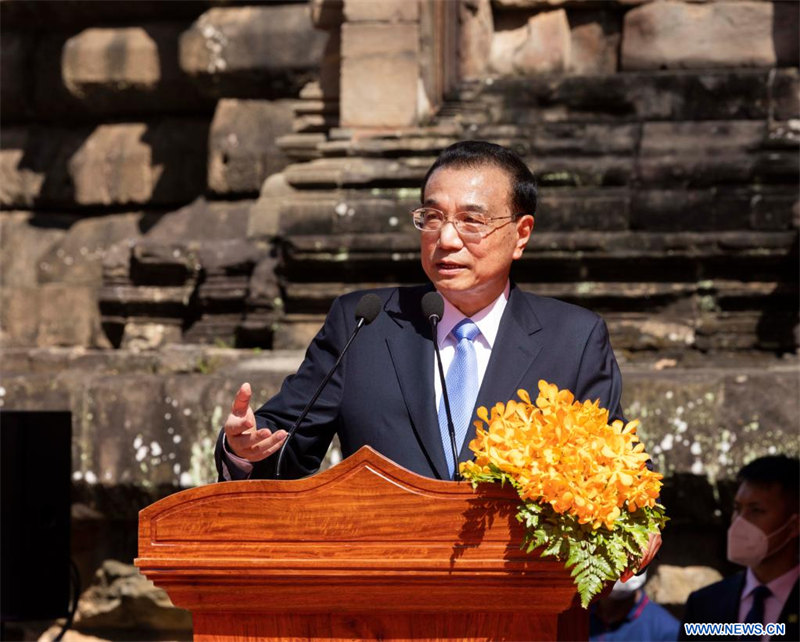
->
[421,140,537,216]
[737,455,799,507]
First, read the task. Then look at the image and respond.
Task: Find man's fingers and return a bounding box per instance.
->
[228,429,287,462]
[243,430,288,459]
[224,413,254,437]
[231,382,252,417]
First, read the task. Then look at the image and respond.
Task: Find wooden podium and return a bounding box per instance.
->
[136,447,587,641]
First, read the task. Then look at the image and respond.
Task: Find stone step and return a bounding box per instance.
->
[281,280,795,306]
[272,307,797,354]
[5,347,795,487]
[439,69,798,123]
[273,186,797,235]
[282,230,797,259]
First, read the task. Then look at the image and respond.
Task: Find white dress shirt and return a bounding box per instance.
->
[738,564,799,640]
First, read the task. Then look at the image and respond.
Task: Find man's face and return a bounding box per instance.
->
[420,164,533,316]
[733,481,799,549]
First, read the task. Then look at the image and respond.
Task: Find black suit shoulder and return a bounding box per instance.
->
[679,573,743,641]
[515,289,604,329]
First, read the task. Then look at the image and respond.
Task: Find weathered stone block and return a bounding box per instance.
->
[179,5,326,98]
[0,212,73,288]
[631,189,769,232]
[344,0,419,22]
[0,127,52,208]
[1,121,208,208]
[624,366,800,479]
[749,189,798,231]
[647,565,724,607]
[1,33,33,121]
[145,198,253,243]
[770,68,800,122]
[284,156,425,188]
[58,24,212,116]
[208,99,295,196]
[64,27,162,91]
[568,9,620,75]
[249,173,297,239]
[38,213,145,285]
[73,560,191,632]
[1,284,108,348]
[311,0,344,30]
[533,122,638,155]
[536,188,630,231]
[622,1,778,70]
[478,71,772,123]
[340,23,419,128]
[34,33,214,120]
[131,242,201,286]
[459,0,493,80]
[534,156,634,188]
[66,369,290,486]
[278,191,417,236]
[641,121,766,156]
[70,121,208,206]
[637,120,780,186]
[121,322,183,352]
[490,9,571,75]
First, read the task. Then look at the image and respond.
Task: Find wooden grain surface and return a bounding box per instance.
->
[136,446,588,641]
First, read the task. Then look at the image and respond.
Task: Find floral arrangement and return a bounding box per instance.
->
[460,380,667,608]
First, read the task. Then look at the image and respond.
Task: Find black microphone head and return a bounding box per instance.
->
[421,291,444,323]
[354,293,382,324]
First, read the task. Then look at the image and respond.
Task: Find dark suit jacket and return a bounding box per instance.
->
[679,572,800,641]
[215,283,625,481]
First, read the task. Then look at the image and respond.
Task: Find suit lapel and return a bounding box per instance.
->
[457,285,544,464]
[726,573,747,622]
[384,286,450,480]
[779,579,799,636]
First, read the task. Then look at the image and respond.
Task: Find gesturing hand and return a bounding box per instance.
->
[223,382,287,462]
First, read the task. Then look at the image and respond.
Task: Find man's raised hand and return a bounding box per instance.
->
[223,382,287,462]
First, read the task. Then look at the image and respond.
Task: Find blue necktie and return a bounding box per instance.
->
[438,319,480,478]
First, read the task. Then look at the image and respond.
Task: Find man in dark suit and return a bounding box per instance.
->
[215,139,660,574]
[679,455,799,641]
[215,140,620,480]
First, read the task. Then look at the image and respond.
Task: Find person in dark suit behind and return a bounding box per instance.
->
[679,455,799,641]
[214,140,660,573]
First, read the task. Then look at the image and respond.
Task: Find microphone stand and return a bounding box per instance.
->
[275,315,367,479]
[430,315,462,482]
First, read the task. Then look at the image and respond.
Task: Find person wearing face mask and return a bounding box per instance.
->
[590,571,680,641]
[679,455,799,641]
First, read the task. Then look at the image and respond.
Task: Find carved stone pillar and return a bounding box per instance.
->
[339,0,458,128]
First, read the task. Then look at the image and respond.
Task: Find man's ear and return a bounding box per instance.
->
[513,215,534,259]
[789,512,800,539]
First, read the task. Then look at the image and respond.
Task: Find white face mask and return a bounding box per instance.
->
[608,570,647,600]
[727,515,796,567]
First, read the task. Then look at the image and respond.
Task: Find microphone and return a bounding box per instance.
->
[421,291,461,481]
[275,293,382,478]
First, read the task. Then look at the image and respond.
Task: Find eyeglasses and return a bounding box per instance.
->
[410,207,516,240]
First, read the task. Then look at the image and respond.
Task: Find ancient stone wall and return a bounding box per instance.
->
[1,0,798,638]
